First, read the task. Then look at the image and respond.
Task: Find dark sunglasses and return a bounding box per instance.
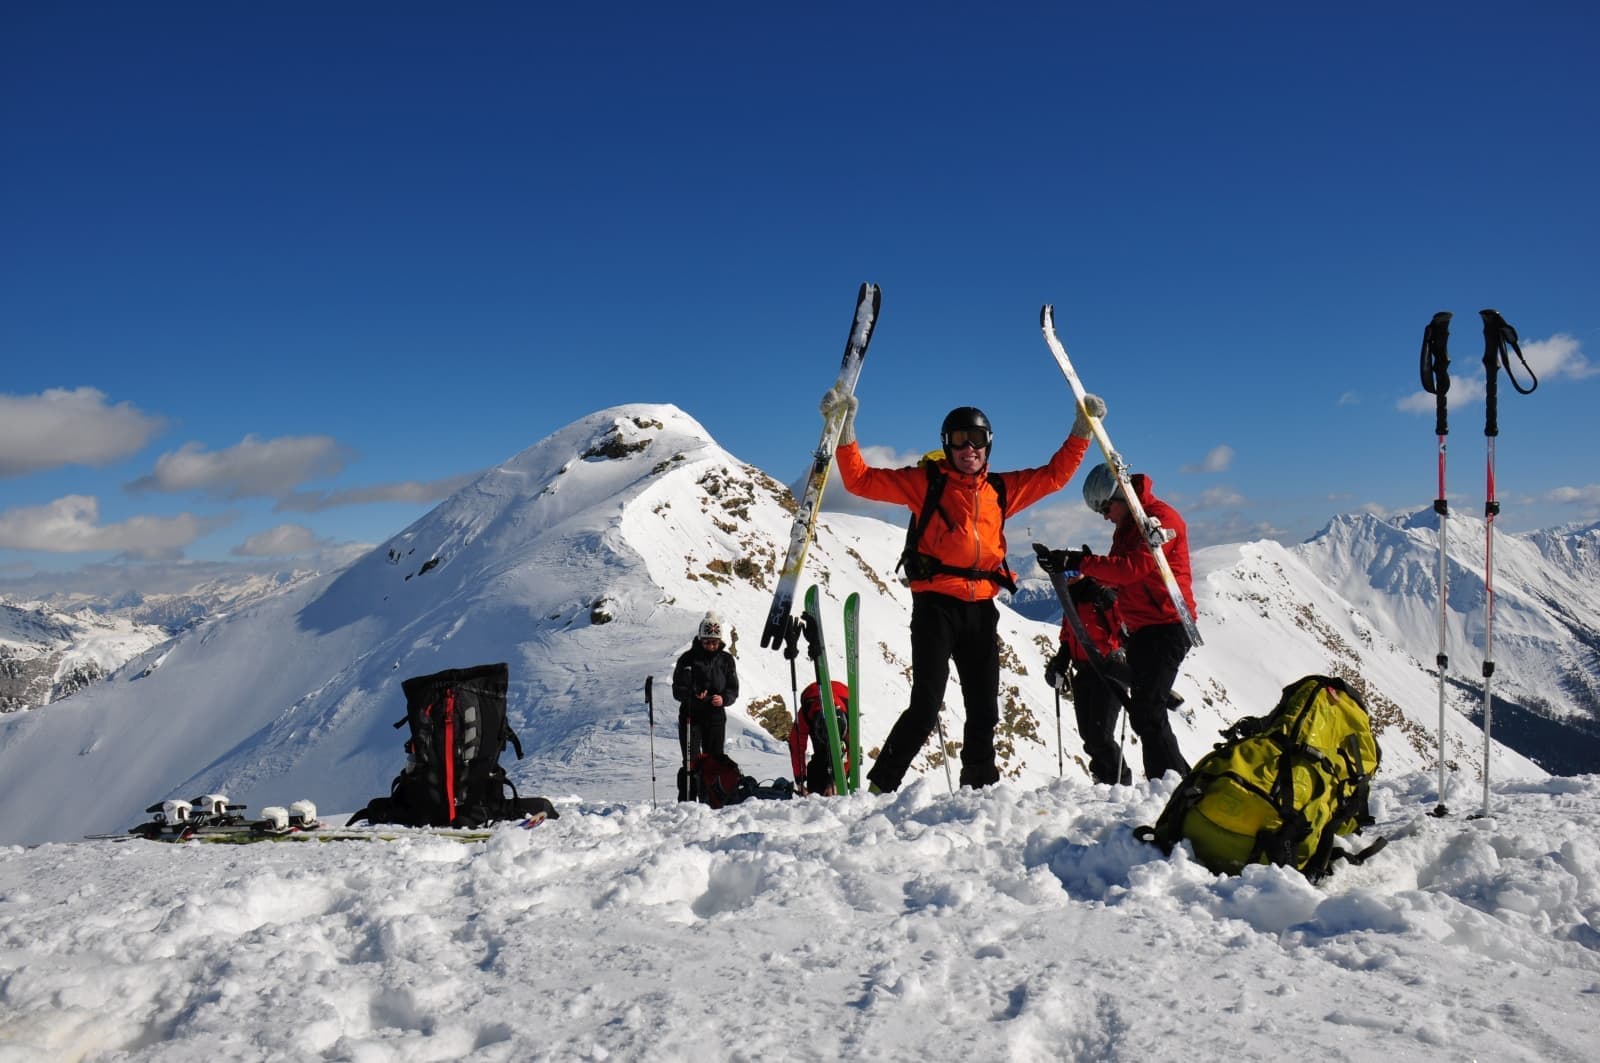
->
[945,428,991,451]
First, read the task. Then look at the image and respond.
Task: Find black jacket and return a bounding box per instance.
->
[671,643,739,712]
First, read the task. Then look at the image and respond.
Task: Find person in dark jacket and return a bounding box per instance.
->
[788,680,852,796]
[671,610,739,801]
[823,387,1104,792]
[1044,575,1135,786]
[1045,465,1196,780]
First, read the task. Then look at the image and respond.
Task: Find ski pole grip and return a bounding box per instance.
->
[1421,311,1451,437]
[1480,309,1503,437]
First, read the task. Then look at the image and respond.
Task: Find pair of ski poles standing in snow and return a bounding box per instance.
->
[1420,308,1536,819]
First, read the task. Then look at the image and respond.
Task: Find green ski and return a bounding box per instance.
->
[803,585,850,794]
[844,591,862,793]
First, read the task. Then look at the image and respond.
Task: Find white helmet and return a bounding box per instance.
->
[697,610,725,643]
[1082,463,1125,515]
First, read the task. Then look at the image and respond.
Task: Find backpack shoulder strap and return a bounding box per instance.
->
[901,462,951,562]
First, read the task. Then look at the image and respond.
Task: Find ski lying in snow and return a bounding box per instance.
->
[188,816,546,845]
[87,792,259,841]
[760,283,881,651]
[89,796,545,844]
[1039,304,1203,648]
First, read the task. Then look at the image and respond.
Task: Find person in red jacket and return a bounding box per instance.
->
[821,388,1104,791]
[1045,465,1196,780]
[788,680,852,795]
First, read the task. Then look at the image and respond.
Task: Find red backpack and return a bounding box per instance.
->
[692,752,750,809]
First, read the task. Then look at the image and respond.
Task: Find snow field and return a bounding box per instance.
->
[3,771,1598,1062]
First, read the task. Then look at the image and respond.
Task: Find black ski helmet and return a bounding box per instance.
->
[1082,463,1124,514]
[940,406,993,451]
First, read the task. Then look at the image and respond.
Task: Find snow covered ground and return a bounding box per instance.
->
[3,771,1597,1062]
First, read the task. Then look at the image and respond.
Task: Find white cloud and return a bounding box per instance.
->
[859,444,928,469]
[1197,485,1246,508]
[276,472,480,513]
[1544,484,1600,506]
[0,388,166,477]
[232,524,332,557]
[1182,445,1234,474]
[1004,497,1107,555]
[1184,513,1294,550]
[1521,333,1595,380]
[0,494,227,556]
[128,435,353,499]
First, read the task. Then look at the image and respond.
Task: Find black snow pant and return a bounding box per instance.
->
[1070,662,1132,786]
[867,592,1000,792]
[1123,623,1191,780]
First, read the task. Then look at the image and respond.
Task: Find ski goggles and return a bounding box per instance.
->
[944,428,991,451]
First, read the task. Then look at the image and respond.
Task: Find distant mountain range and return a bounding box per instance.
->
[1,404,1590,845]
[1,570,317,713]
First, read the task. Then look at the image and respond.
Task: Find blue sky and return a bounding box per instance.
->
[3,3,1596,597]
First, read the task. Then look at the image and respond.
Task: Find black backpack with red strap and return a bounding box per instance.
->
[352,663,557,828]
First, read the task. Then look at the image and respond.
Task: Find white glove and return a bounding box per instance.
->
[1072,393,1106,439]
[821,386,859,446]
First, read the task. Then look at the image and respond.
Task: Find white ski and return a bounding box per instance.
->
[1040,304,1203,647]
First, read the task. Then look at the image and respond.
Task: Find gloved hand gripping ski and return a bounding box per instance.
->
[1072,393,1107,440]
[821,387,859,446]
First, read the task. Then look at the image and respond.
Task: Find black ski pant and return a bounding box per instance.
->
[867,592,1000,792]
[1070,662,1132,785]
[1123,623,1191,780]
[676,706,726,801]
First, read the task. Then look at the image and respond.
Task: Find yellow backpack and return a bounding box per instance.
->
[1136,675,1385,880]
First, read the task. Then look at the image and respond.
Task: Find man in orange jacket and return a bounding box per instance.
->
[822,388,1104,791]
